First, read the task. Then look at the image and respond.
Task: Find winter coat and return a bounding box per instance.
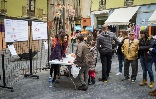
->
[50,41,63,61]
[89,46,98,69]
[97,31,119,54]
[74,42,89,67]
[117,37,128,54]
[121,39,139,60]
[151,40,156,62]
[139,38,153,62]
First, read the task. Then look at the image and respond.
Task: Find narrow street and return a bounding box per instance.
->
[1,50,156,99]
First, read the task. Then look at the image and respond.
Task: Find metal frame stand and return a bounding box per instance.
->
[24,19,39,79]
[0,54,14,92]
[24,49,39,79]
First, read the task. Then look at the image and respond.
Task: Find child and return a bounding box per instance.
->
[88,41,98,85]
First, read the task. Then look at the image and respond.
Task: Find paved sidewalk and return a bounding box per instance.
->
[1,56,156,99]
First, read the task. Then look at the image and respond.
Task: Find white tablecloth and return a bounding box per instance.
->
[49,54,75,65]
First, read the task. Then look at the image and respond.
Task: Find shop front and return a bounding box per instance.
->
[91,10,109,29]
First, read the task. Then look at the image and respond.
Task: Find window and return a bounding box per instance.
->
[27,0,35,17]
[27,0,35,11]
[0,0,7,14]
[100,0,106,5]
[99,0,106,10]
[124,0,134,6]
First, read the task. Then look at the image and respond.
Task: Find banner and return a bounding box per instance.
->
[32,21,47,40]
[4,19,28,42]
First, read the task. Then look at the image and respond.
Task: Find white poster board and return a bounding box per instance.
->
[32,21,47,40]
[4,19,28,42]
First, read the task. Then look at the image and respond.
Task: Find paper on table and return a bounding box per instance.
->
[7,45,17,55]
[44,41,48,49]
[49,54,75,65]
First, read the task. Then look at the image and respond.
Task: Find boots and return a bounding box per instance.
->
[78,84,88,91]
[149,81,154,89]
[139,79,147,86]
[150,89,156,96]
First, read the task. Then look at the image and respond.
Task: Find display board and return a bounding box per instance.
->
[4,19,28,42]
[32,21,47,40]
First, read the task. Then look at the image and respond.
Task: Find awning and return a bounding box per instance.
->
[105,6,140,25]
[92,10,109,14]
[74,25,82,30]
[85,26,93,31]
[148,10,156,24]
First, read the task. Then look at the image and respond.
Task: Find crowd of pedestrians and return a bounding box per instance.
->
[49,24,156,96]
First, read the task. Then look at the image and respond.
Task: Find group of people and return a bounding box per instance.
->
[96,24,156,96]
[49,24,156,96]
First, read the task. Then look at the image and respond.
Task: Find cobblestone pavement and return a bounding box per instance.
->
[1,43,156,99]
[1,55,156,99]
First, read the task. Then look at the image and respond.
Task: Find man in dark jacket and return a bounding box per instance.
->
[97,24,119,82]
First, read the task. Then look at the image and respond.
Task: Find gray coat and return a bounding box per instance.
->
[74,42,89,67]
[97,31,119,53]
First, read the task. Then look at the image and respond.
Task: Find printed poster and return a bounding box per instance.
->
[32,21,47,40]
[4,19,28,42]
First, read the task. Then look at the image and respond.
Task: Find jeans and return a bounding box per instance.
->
[100,52,112,80]
[124,59,138,80]
[78,66,89,86]
[140,56,154,82]
[154,62,156,71]
[117,54,124,73]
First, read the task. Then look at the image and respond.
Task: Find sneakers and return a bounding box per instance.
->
[149,81,154,89]
[98,78,104,82]
[116,72,122,75]
[98,78,108,83]
[139,79,147,86]
[131,80,135,83]
[104,80,108,83]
